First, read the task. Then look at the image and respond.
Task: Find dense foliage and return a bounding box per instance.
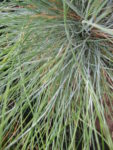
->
[0,0,113,149]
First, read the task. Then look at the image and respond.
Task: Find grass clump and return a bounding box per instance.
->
[0,0,113,149]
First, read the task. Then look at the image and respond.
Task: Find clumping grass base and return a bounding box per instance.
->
[0,0,113,149]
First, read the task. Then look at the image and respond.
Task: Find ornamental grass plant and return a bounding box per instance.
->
[0,0,113,149]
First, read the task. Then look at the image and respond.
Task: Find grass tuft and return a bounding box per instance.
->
[0,0,113,149]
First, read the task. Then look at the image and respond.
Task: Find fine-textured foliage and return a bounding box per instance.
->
[0,0,113,149]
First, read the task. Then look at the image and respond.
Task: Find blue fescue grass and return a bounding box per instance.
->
[0,0,113,149]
